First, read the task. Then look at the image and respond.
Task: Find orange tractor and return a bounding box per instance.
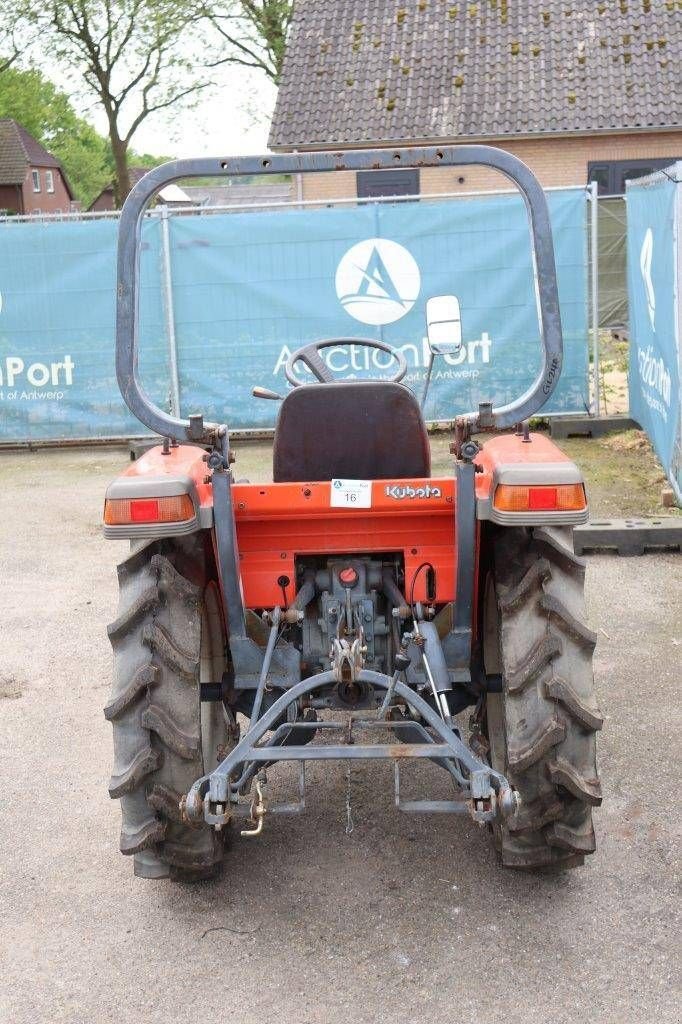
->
[104,146,601,880]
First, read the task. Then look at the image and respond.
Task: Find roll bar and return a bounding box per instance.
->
[116,145,563,443]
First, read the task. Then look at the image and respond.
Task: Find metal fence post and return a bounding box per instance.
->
[292,147,304,209]
[159,206,181,419]
[589,181,600,416]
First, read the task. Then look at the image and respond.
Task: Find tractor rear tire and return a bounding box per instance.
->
[105,537,233,880]
[484,525,603,869]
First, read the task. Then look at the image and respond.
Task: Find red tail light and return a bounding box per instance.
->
[493,483,586,513]
[104,494,194,525]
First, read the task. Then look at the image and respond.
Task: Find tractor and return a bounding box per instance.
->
[103,146,602,880]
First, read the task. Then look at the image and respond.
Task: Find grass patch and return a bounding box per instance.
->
[430,428,677,518]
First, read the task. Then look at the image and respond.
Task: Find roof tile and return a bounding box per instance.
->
[270,0,682,148]
[0,118,64,186]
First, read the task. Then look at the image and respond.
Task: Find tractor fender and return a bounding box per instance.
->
[474,432,588,527]
[103,443,213,539]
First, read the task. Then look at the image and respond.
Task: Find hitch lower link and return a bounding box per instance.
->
[182,671,520,834]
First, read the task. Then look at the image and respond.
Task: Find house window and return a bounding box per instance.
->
[45,170,54,193]
[356,169,420,200]
[588,158,680,196]
[31,169,41,193]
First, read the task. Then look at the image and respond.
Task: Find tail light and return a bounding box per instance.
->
[104,494,195,526]
[493,483,586,513]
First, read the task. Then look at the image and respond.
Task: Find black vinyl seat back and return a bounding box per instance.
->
[273,381,431,483]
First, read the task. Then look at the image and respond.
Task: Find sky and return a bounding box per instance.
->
[27,5,282,160]
[53,59,278,160]
[128,65,279,159]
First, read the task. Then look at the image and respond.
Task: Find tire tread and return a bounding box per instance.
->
[489,525,602,868]
[105,539,224,877]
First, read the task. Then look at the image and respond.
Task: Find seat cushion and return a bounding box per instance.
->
[273,381,431,482]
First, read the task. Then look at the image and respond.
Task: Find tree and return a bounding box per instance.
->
[6,1,293,206]
[204,1,293,83]
[18,1,209,205]
[0,65,111,206]
[0,14,18,73]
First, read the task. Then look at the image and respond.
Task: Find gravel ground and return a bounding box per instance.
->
[0,446,680,1024]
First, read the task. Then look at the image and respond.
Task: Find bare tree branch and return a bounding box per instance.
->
[125,81,211,143]
[202,0,293,83]
[0,49,18,74]
[0,15,19,74]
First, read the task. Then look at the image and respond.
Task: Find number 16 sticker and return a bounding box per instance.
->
[330,479,372,508]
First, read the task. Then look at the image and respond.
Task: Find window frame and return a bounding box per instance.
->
[31,169,41,193]
[45,169,55,193]
[588,157,681,197]
[356,168,420,200]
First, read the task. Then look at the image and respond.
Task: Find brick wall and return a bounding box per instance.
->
[21,166,72,214]
[89,189,115,213]
[299,130,682,202]
[300,169,357,203]
[0,184,22,214]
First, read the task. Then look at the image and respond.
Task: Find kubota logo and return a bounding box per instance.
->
[335,238,421,325]
[385,484,442,500]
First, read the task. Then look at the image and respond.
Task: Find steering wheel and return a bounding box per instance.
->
[284,338,407,387]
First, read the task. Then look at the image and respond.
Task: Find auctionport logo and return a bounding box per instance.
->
[0,289,75,400]
[639,228,656,331]
[335,238,421,326]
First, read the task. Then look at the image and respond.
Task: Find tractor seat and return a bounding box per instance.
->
[273,381,431,483]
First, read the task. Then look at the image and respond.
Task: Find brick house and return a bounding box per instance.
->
[0,118,74,214]
[269,0,682,202]
[88,167,149,212]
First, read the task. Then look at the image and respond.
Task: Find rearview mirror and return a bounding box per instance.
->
[252,386,283,401]
[426,295,462,354]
